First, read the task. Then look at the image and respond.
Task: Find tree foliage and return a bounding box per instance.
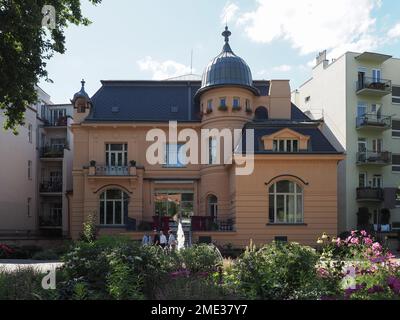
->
[0,0,101,133]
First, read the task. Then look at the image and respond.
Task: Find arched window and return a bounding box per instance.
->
[99,189,129,225]
[254,106,269,121]
[269,181,303,224]
[207,194,218,222]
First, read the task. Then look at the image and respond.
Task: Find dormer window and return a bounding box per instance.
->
[78,105,86,113]
[273,139,299,152]
[220,97,226,107]
[233,97,241,110]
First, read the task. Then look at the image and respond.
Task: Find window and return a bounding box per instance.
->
[392,120,400,138]
[273,139,299,152]
[28,124,32,143]
[208,137,217,164]
[359,172,367,188]
[396,188,400,207]
[393,86,400,104]
[372,139,382,153]
[27,198,31,217]
[372,175,382,188]
[165,143,185,167]
[269,181,303,224]
[372,69,381,82]
[28,160,32,180]
[207,195,218,222]
[99,189,128,226]
[207,99,213,112]
[245,99,251,112]
[393,154,400,173]
[233,97,240,109]
[51,138,66,150]
[106,143,128,167]
[155,191,194,219]
[219,97,227,108]
[77,105,86,113]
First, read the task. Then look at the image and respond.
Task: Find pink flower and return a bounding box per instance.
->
[350,237,359,245]
[360,230,367,237]
[372,242,382,252]
[335,237,342,247]
[363,237,373,246]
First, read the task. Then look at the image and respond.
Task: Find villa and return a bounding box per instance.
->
[69,27,344,247]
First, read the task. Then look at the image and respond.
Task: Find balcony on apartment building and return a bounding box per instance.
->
[41,105,71,128]
[39,180,63,194]
[356,187,384,202]
[356,114,392,131]
[191,216,235,232]
[40,144,68,159]
[88,161,139,177]
[356,77,392,97]
[356,151,392,166]
[39,210,62,229]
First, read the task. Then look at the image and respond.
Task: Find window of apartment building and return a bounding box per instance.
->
[359,172,367,188]
[269,180,303,224]
[208,137,218,165]
[392,86,400,104]
[372,175,382,188]
[392,120,400,138]
[165,143,185,167]
[372,69,381,82]
[28,124,32,143]
[49,108,67,126]
[372,139,383,153]
[28,160,32,180]
[358,138,367,153]
[106,143,128,167]
[393,154,400,173]
[233,97,240,109]
[273,139,299,152]
[51,138,66,150]
[207,194,218,222]
[100,189,128,226]
[27,198,31,217]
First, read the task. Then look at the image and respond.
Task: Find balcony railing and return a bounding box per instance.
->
[191,216,235,232]
[39,211,62,228]
[356,151,392,165]
[95,165,129,176]
[356,187,384,202]
[40,180,63,193]
[356,114,392,130]
[40,145,67,158]
[356,77,392,95]
[43,116,68,127]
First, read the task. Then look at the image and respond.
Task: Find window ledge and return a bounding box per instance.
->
[266,223,308,226]
[98,225,127,229]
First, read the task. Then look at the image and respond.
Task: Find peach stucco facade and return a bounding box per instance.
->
[69,78,344,248]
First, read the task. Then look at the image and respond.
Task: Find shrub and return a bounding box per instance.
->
[32,249,59,261]
[80,213,98,243]
[179,244,222,274]
[228,241,327,300]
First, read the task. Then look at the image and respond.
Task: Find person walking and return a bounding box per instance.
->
[168,230,177,250]
[159,230,167,248]
[142,232,152,246]
[152,229,160,246]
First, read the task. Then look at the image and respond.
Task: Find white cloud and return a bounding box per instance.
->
[137,56,192,80]
[236,0,382,57]
[388,23,400,39]
[272,64,292,72]
[221,2,239,24]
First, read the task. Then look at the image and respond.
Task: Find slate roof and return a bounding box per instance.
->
[85,80,270,122]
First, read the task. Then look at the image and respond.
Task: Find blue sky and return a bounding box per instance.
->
[39,0,400,103]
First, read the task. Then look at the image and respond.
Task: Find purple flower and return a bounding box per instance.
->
[387,276,400,295]
[367,285,385,294]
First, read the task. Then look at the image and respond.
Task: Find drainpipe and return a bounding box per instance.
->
[66,190,72,238]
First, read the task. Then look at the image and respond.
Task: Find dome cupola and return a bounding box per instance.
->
[196,26,258,98]
[71,79,90,104]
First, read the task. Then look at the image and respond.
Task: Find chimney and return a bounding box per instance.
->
[316,50,328,67]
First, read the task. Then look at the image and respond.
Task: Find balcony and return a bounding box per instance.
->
[40,145,67,159]
[191,216,235,232]
[356,77,392,97]
[356,151,392,166]
[356,114,392,131]
[356,187,384,202]
[43,116,68,127]
[40,180,63,193]
[94,165,129,176]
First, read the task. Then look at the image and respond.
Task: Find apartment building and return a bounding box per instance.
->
[292,51,400,233]
[69,27,344,247]
[0,86,73,238]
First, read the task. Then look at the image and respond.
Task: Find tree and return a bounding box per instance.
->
[0,0,101,133]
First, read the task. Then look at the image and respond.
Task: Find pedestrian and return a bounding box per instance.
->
[142,232,151,246]
[168,230,177,250]
[160,230,167,248]
[153,229,160,246]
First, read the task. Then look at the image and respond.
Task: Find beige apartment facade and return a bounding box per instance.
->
[69,28,344,247]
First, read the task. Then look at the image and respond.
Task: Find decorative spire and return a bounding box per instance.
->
[81,79,86,89]
[221,26,233,53]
